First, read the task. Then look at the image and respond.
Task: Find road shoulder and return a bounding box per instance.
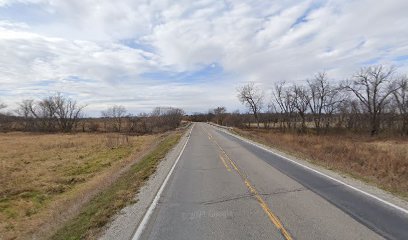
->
[99,126,191,240]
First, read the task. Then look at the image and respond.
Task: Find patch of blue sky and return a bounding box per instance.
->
[118,39,155,53]
[16,79,55,91]
[379,45,393,54]
[64,75,98,84]
[292,14,308,27]
[34,80,54,86]
[180,1,224,19]
[103,72,142,86]
[0,2,56,25]
[87,97,145,104]
[324,46,334,53]
[291,0,325,28]
[394,55,408,62]
[361,57,381,66]
[355,39,366,49]
[141,63,225,84]
[23,77,99,99]
[296,33,317,46]
[29,76,96,88]
[0,89,13,97]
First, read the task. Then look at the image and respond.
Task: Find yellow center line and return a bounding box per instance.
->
[226,155,239,171]
[206,128,231,172]
[219,155,232,172]
[204,127,293,240]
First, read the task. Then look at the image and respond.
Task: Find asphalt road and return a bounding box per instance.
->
[136,123,408,240]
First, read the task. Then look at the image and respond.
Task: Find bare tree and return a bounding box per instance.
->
[343,65,400,135]
[0,102,6,111]
[260,103,277,129]
[16,98,56,131]
[393,76,408,135]
[16,99,34,118]
[224,110,244,127]
[16,94,85,132]
[307,72,344,131]
[136,112,151,134]
[16,99,36,131]
[307,72,330,131]
[0,101,7,130]
[237,82,264,128]
[101,105,127,132]
[322,85,344,129]
[213,106,227,125]
[273,82,295,129]
[38,96,58,131]
[292,84,310,131]
[150,107,184,132]
[53,93,85,132]
[163,107,184,129]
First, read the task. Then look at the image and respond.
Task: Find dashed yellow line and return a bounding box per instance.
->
[219,155,231,172]
[204,126,293,240]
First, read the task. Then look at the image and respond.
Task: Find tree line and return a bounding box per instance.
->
[192,65,408,136]
[0,94,184,134]
[100,105,184,134]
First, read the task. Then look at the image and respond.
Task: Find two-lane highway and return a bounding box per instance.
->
[134,123,408,240]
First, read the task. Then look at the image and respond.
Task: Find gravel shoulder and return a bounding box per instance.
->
[99,128,191,240]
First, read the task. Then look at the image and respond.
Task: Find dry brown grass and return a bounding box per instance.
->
[234,128,408,199]
[0,132,159,240]
[51,132,182,240]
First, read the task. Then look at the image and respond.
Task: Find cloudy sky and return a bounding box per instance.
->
[1,0,408,115]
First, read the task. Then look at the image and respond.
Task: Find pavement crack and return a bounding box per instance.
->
[259,187,307,196]
[259,184,343,197]
[201,193,256,205]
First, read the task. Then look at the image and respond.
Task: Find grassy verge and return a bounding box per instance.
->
[50,132,182,240]
[233,128,408,199]
[0,132,159,239]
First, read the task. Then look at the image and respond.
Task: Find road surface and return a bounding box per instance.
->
[135,123,408,240]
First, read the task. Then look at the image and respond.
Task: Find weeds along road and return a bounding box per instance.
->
[134,123,408,240]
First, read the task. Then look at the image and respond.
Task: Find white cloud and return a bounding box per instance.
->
[0,0,408,115]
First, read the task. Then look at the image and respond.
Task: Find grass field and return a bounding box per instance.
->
[234,128,408,199]
[0,132,160,239]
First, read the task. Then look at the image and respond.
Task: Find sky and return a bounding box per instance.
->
[0,0,408,116]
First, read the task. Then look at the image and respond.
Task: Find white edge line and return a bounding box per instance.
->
[211,124,408,215]
[131,124,194,240]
